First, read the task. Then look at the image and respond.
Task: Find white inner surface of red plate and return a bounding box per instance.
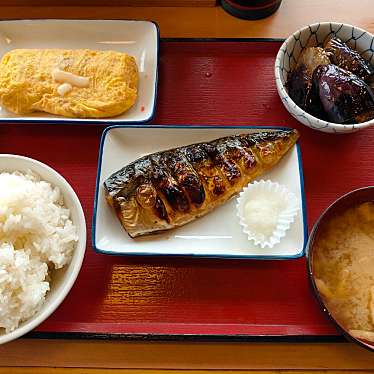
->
[95,127,306,258]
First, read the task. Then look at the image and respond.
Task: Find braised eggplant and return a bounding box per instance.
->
[286,47,330,116]
[286,37,374,124]
[324,37,374,82]
[286,64,310,109]
[312,64,374,123]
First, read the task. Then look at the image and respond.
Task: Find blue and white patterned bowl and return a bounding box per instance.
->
[275,22,374,134]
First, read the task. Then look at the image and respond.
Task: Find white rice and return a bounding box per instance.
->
[0,170,78,333]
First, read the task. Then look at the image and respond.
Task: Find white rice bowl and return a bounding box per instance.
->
[0,155,86,344]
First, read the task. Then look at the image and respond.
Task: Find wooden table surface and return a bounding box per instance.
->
[1,0,374,38]
[0,0,373,372]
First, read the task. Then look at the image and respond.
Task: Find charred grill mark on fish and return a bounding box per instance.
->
[212,140,242,184]
[166,150,205,207]
[104,129,299,238]
[183,143,227,198]
[150,153,190,214]
[154,196,169,222]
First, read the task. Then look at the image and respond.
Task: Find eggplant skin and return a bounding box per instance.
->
[286,47,330,117]
[324,37,374,82]
[312,64,374,124]
[287,65,325,119]
[104,129,299,238]
[286,64,310,109]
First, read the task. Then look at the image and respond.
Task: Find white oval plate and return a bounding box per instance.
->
[0,19,159,124]
[93,126,308,259]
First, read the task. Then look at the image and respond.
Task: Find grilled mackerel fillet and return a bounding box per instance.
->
[104,129,299,238]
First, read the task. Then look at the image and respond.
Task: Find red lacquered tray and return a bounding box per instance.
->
[3,40,374,340]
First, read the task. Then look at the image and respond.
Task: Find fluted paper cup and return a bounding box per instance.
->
[236,179,299,248]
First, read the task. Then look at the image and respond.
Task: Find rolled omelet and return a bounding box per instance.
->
[0,49,138,118]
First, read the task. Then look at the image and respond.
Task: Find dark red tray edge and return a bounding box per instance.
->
[26,331,344,342]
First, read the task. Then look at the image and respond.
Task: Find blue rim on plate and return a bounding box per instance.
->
[92,124,308,260]
[0,19,160,125]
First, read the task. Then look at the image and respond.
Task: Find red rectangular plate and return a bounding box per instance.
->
[3,40,372,340]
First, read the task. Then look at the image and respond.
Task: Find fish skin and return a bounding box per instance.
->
[104,129,299,238]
